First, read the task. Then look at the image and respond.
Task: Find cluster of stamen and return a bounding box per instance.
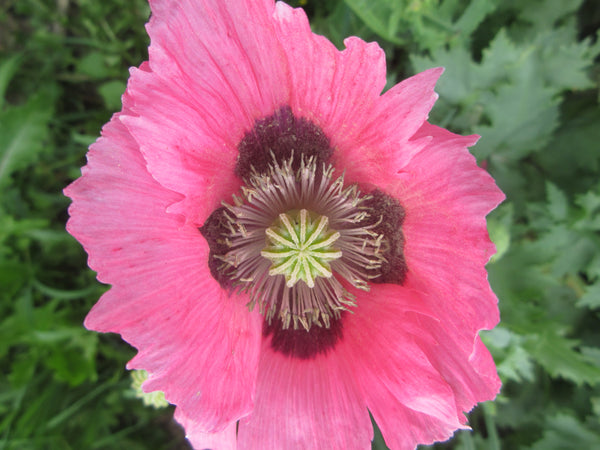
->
[213,155,386,331]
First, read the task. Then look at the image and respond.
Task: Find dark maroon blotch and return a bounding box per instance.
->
[263,314,344,360]
[235,106,333,179]
[199,206,232,289]
[363,189,408,285]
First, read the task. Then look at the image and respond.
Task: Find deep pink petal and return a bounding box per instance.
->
[120,65,242,225]
[273,3,390,182]
[413,316,501,422]
[344,284,469,449]
[123,0,290,224]
[237,340,373,450]
[332,68,444,186]
[333,121,502,447]
[147,0,287,124]
[273,4,442,189]
[366,122,504,419]
[376,123,504,349]
[273,3,388,134]
[64,107,262,432]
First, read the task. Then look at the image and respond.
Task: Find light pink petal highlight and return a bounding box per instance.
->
[65,110,262,433]
[177,409,237,450]
[237,342,373,450]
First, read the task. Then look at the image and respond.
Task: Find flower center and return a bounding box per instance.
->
[200,107,408,346]
[261,209,342,288]
[202,155,385,331]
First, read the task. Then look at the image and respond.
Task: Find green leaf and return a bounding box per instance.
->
[344,0,498,52]
[0,93,54,188]
[453,0,499,38]
[536,28,600,91]
[343,0,404,44]
[0,260,28,301]
[0,54,22,109]
[546,182,568,222]
[530,414,600,450]
[487,218,510,263]
[473,57,560,160]
[524,331,600,386]
[484,328,535,382]
[518,0,584,31]
[98,80,126,110]
[75,51,111,80]
[576,283,600,309]
[412,45,478,104]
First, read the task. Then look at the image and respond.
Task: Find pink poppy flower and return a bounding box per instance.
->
[65,0,504,449]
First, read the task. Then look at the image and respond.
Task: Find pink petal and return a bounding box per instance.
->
[121,65,242,225]
[177,412,237,450]
[334,122,503,447]
[344,284,469,449]
[338,68,443,186]
[412,316,501,421]
[64,107,262,432]
[274,2,390,140]
[273,3,389,182]
[237,340,373,450]
[123,1,443,229]
[124,0,290,224]
[390,123,504,346]
[370,122,504,419]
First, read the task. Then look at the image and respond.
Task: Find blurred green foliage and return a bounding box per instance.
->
[1,0,599,448]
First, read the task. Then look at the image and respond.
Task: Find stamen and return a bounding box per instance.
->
[203,155,396,331]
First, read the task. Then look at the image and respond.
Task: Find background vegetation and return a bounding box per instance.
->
[1,0,599,448]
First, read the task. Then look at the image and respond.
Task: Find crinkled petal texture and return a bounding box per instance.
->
[341,123,504,449]
[65,90,263,434]
[65,0,504,449]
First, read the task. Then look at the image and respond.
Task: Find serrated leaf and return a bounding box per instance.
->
[537,104,600,189]
[577,191,600,215]
[484,328,535,382]
[473,58,560,160]
[525,331,600,386]
[0,94,53,188]
[537,28,600,91]
[453,0,499,37]
[498,345,535,383]
[586,253,600,280]
[412,45,478,104]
